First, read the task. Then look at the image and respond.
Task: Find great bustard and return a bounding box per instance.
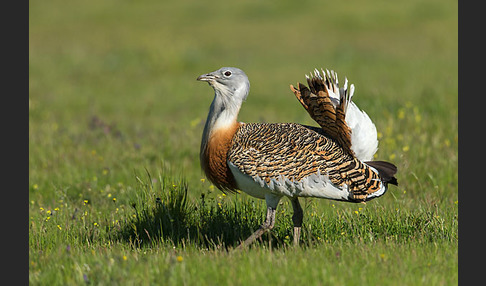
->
[197,67,398,247]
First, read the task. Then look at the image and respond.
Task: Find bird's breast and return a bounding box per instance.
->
[200,121,241,192]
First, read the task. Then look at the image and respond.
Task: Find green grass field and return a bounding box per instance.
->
[29,0,457,284]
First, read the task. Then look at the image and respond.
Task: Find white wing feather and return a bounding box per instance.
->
[346,101,378,161]
[319,69,378,161]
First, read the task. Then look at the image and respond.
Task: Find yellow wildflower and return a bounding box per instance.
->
[176,256,183,262]
[190,118,201,128]
[414,113,422,123]
[397,108,405,119]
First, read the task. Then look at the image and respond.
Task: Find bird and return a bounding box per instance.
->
[196,67,398,248]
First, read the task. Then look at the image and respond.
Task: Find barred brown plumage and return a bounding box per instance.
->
[197,67,397,248]
[229,122,383,200]
[291,71,353,156]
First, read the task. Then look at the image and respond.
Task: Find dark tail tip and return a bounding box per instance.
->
[387,176,399,186]
[365,160,398,186]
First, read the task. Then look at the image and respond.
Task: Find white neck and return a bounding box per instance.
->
[200,85,247,154]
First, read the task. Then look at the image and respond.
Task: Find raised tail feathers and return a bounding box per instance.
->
[290,68,354,156]
[290,68,378,161]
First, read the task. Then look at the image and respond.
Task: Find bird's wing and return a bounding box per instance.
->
[228,123,387,202]
[346,101,378,161]
[290,69,354,156]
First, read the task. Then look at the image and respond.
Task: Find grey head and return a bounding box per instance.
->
[197,67,250,102]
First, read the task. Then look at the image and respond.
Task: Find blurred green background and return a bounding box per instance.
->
[30,0,457,201]
[29,0,457,283]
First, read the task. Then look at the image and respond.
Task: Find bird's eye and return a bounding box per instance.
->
[224,71,232,77]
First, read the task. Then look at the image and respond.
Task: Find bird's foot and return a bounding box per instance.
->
[235,206,276,250]
[293,226,301,246]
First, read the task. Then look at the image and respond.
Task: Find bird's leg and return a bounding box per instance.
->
[236,206,276,249]
[291,197,303,246]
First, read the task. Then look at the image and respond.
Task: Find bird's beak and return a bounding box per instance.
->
[197,73,219,82]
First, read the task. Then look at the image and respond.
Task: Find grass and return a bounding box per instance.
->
[30,171,457,284]
[30,0,457,284]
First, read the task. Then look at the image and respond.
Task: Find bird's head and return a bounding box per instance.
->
[197,67,250,103]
